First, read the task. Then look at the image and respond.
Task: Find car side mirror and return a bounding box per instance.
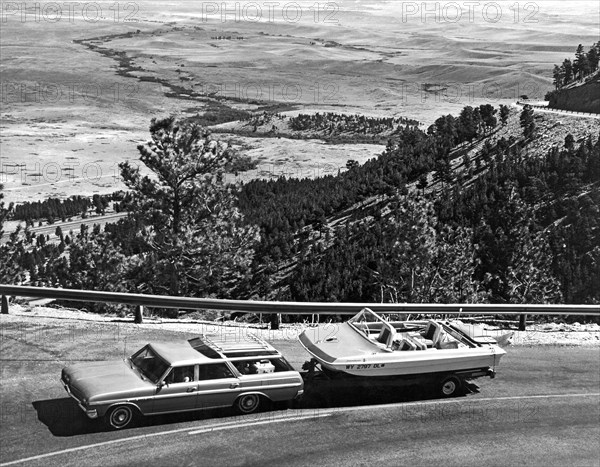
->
[158,381,166,388]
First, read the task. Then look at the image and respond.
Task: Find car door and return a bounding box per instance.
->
[196,362,242,410]
[153,365,198,414]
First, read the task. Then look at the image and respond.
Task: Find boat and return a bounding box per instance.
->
[299,308,507,378]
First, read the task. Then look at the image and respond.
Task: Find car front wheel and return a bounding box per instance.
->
[235,394,261,414]
[106,405,135,429]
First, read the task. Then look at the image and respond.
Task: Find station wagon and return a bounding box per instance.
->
[61,334,304,429]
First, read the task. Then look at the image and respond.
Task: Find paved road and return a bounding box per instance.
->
[513,102,600,119]
[1,213,128,243]
[2,392,598,467]
[0,321,598,466]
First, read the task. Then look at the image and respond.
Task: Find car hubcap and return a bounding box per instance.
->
[241,396,258,412]
[112,408,131,427]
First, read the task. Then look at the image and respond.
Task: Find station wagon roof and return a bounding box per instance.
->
[149,341,211,365]
[189,334,280,358]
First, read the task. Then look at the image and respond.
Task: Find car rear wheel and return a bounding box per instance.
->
[235,394,261,414]
[106,405,135,429]
[438,375,461,397]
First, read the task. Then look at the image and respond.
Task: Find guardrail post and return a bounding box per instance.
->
[1,295,8,314]
[270,313,280,330]
[134,305,144,324]
[519,314,527,331]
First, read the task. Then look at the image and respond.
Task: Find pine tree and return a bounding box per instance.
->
[552,65,564,89]
[506,220,562,304]
[564,134,575,150]
[562,59,573,85]
[520,105,535,139]
[0,184,11,240]
[458,106,478,142]
[587,44,599,72]
[375,195,487,303]
[499,105,510,125]
[416,174,428,195]
[478,104,497,132]
[119,117,260,297]
[574,44,586,80]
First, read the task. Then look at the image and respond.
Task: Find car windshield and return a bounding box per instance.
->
[131,346,169,384]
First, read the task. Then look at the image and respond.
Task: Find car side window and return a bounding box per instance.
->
[233,360,252,374]
[165,365,195,384]
[234,358,291,374]
[199,363,234,380]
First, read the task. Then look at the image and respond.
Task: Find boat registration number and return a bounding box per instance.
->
[345,363,385,370]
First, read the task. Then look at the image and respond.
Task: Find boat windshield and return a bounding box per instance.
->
[131,346,170,384]
[348,308,384,335]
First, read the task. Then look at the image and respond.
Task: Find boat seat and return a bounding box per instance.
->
[376,326,397,348]
[407,334,427,350]
[421,322,442,348]
[438,339,459,349]
[392,337,416,351]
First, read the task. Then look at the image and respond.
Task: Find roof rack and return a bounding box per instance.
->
[189,333,279,358]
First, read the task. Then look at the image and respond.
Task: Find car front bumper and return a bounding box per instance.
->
[62,379,98,419]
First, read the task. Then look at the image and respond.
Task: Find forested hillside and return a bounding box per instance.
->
[1,105,598,314]
[546,42,600,114]
[239,108,599,306]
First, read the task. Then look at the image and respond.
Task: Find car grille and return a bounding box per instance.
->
[69,384,84,402]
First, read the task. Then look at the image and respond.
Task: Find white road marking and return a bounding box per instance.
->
[2,393,599,466]
[187,412,332,435]
[0,413,330,466]
[324,392,600,415]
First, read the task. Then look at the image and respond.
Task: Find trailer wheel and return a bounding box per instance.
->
[439,375,461,397]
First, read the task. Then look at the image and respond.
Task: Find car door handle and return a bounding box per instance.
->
[230,382,240,389]
[187,387,198,392]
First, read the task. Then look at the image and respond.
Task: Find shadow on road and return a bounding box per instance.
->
[33,380,478,436]
[32,398,249,436]
[32,398,105,436]
[297,377,478,409]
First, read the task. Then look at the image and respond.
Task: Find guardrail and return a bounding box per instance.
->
[515,101,600,118]
[1,285,598,330]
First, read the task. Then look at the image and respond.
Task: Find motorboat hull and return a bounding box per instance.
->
[299,313,506,378]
